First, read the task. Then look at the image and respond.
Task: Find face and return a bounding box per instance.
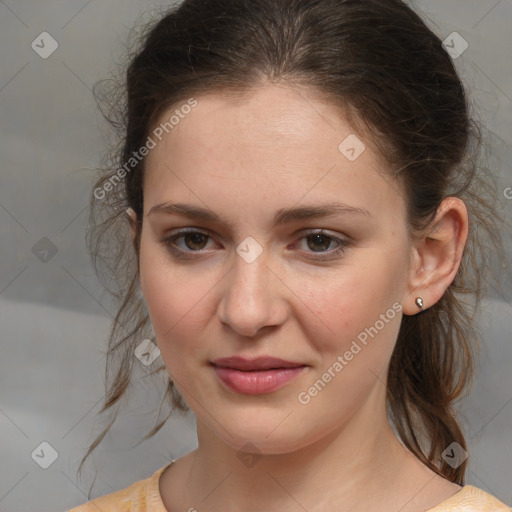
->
[135,83,415,454]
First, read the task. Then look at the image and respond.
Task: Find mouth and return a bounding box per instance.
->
[211,356,306,371]
[211,356,308,394]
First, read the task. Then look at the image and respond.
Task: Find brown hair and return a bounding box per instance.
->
[80,0,506,498]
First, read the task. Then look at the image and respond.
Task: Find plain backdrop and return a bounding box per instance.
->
[0,1,511,511]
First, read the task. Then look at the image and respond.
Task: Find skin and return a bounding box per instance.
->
[127,83,468,512]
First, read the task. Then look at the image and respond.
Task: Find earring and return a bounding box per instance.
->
[415,297,424,311]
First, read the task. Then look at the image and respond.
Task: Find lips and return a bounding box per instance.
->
[211,356,305,371]
[211,356,308,394]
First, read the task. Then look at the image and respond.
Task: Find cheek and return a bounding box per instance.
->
[293,263,404,422]
[295,251,406,369]
[139,241,213,364]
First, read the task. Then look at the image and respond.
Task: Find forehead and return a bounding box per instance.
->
[147,83,377,164]
[142,83,407,223]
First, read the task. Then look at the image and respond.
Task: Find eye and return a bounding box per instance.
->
[160,228,352,260]
[295,230,352,260]
[161,229,215,259]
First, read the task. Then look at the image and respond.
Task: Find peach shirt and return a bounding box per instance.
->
[68,462,511,512]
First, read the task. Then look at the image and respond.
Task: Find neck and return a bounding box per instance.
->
[168,389,431,512]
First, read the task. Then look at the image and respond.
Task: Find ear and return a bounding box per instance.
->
[126,207,142,280]
[126,207,138,243]
[402,197,469,316]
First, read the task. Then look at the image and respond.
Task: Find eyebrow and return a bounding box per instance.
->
[148,201,371,229]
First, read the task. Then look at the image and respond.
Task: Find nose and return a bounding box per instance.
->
[216,249,289,338]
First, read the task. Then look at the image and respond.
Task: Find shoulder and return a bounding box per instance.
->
[429,485,511,512]
[67,464,171,512]
[67,483,137,512]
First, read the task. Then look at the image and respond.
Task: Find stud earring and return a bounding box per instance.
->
[415,297,424,311]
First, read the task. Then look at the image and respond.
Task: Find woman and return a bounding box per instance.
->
[69,0,511,510]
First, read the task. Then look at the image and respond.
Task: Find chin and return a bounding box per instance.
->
[204,410,317,455]
[223,433,308,456]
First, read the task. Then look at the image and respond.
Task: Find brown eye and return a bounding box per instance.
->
[180,232,209,251]
[296,230,352,260]
[160,229,216,259]
[306,233,334,252]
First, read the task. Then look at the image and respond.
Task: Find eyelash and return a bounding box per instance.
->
[160,228,352,261]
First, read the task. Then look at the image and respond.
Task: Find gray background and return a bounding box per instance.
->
[0,1,511,511]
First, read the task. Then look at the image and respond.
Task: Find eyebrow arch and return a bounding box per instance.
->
[148,201,371,229]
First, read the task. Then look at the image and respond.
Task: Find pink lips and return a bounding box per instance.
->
[211,356,307,395]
